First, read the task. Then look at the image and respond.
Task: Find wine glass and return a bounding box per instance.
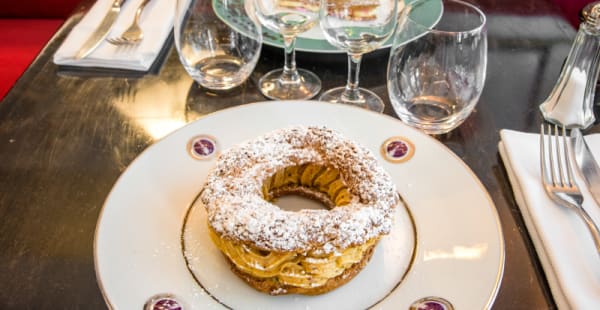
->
[319,0,399,112]
[174,0,262,90]
[253,0,321,100]
[387,0,487,134]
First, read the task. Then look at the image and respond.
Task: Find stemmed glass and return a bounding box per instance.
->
[253,0,321,100]
[319,0,399,112]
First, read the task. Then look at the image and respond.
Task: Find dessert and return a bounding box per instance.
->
[329,0,381,21]
[200,126,398,295]
[277,0,380,21]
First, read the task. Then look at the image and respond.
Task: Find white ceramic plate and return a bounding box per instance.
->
[95,101,504,309]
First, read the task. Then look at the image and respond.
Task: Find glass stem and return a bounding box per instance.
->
[280,35,300,84]
[343,53,363,101]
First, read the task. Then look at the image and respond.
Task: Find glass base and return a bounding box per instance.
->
[258,68,321,100]
[390,96,475,135]
[319,87,384,113]
[396,112,472,135]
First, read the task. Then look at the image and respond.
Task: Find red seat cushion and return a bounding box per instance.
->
[0,0,80,18]
[0,19,63,100]
[552,0,595,28]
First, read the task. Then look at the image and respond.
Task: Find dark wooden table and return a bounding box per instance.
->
[2,0,598,308]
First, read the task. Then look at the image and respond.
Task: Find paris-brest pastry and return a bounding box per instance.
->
[200,126,398,295]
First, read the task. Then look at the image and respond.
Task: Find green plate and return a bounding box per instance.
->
[213,0,443,53]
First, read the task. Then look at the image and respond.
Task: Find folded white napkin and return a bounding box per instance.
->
[53,0,174,71]
[499,129,600,309]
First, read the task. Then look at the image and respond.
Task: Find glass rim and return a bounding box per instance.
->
[403,0,486,36]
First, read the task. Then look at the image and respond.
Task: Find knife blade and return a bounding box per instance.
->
[571,128,600,207]
[75,0,127,59]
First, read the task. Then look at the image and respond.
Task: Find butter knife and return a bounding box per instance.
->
[75,0,127,59]
[571,128,600,206]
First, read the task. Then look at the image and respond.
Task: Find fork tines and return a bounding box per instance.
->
[540,123,575,189]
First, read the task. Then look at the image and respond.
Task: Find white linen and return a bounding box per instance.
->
[53,0,174,71]
[499,129,600,309]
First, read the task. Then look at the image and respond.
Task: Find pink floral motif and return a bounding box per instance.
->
[381,136,415,163]
[189,135,218,160]
[151,298,182,310]
[410,297,453,310]
[193,138,215,156]
[386,140,409,158]
[416,301,447,310]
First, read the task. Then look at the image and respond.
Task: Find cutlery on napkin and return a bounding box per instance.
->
[75,0,127,59]
[53,0,174,71]
[572,128,600,207]
[499,129,600,309]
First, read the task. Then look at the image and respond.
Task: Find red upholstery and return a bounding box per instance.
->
[0,19,64,99]
[0,1,78,100]
[552,0,595,28]
[0,0,80,18]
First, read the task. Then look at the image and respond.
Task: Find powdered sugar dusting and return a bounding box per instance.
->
[200,126,398,254]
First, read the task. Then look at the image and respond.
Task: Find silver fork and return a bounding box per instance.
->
[107,0,151,45]
[540,123,600,256]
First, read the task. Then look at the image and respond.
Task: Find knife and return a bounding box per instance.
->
[571,128,600,207]
[75,0,127,59]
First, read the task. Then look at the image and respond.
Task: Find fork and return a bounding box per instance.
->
[107,0,151,45]
[540,123,600,256]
